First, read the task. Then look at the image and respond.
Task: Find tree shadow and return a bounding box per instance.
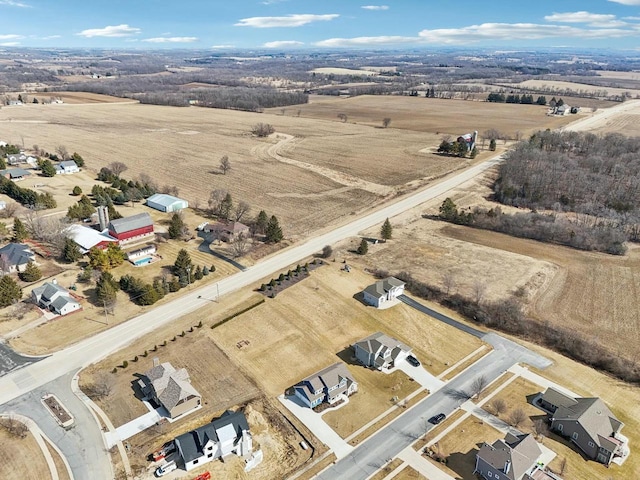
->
[335,347,364,368]
[443,387,471,401]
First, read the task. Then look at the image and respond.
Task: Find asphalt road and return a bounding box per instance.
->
[0,341,44,376]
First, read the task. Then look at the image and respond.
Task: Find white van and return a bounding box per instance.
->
[155,461,177,477]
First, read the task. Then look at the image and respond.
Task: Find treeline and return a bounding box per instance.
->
[0,177,56,209]
[373,269,640,384]
[438,199,627,255]
[487,93,547,104]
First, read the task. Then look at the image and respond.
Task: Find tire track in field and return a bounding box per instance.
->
[251,133,394,196]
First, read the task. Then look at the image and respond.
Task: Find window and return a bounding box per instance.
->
[588,441,595,448]
[557,424,563,432]
[207,453,213,458]
[488,472,493,478]
[495,476,500,479]
[572,432,579,440]
[193,459,199,465]
[208,446,213,451]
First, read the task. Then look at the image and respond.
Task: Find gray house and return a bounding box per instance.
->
[540,388,628,465]
[138,361,201,419]
[55,160,79,175]
[353,332,411,370]
[32,281,81,316]
[362,277,405,308]
[294,362,358,409]
[174,410,253,471]
[0,243,36,273]
[475,433,542,480]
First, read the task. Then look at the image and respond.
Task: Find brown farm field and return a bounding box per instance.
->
[272,95,575,138]
[0,423,52,480]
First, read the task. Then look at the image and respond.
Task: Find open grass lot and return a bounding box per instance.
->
[426,416,503,480]
[588,112,640,136]
[0,424,51,480]
[480,377,544,429]
[0,100,474,236]
[508,79,640,98]
[392,465,426,480]
[441,224,640,366]
[322,367,418,439]
[211,264,484,403]
[275,95,575,139]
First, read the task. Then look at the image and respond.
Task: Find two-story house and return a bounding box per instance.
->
[294,362,358,408]
[353,332,412,370]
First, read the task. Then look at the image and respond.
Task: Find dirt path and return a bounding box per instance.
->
[562,99,640,132]
[252,133,395,196]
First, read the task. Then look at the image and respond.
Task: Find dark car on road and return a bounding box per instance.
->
[429,413,446,425]
[406,355,420,367]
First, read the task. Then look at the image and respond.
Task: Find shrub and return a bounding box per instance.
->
[251,123,275,137]
[122,360,128,368]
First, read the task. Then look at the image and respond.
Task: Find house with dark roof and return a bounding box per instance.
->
[107,212,154,245]
[0,243,36,273]
[541,388,628,465]
[475,433,542,480]
[353,332,412,370]
[204,221,249,242]
[6,153,35,165]
[138,361,201,419]
[32,280,81,316]
[174,410,253,471]
[0,168,31,181]
[362,276,405,308]
[294,362,358,409]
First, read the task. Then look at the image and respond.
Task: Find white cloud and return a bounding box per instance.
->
[0,34,22,40]
[235,13,339,28]
[361,5,389,10]
[143,36,198,43]
[544,11,627,27]
[77,24,141,38]
[211,44,235,48]
[0,42,20,46]
[0,1,31,7]
[609,0,640,5]
[263,40,304,48]
[261,0,289,4]
[316,36,419,47]
[418,23,636,44]
[41,35,61,40]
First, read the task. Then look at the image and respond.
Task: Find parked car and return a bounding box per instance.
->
[406,355,420,367]
[429,413,446,425]
[155,461,177,477]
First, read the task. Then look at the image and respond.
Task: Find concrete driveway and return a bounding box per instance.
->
[394,360,445,392]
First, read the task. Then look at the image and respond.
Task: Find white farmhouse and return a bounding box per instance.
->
[362,277,405,308]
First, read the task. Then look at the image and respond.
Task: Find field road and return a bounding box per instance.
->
[562,99,640,132]
[0,152,505,407]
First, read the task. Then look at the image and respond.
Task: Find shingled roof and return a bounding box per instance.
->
[477,433,541,480]
[142,362,201,413]
[0,242,34,269]
[295,362,355,403]
[363,277,405,298]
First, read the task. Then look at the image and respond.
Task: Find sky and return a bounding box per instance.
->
[3,0,640,50]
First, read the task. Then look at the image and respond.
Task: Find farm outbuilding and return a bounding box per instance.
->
[146,193,188,213]
[108,212,154,245]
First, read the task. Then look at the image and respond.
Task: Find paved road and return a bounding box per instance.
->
[0,341,44,376]
[2,370,112,480]
[399,295,485,338]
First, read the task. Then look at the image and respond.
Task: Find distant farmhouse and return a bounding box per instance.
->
[362,277,405,308]
[0,168,31,181]
[138,361,201,419]
[66,224,117,254]
[174,410,254,471]
[6,153,34,165]
[55,160,79,175]
[0,243,36,274]
[539,387,628,465]
[204,221,250,242]
[32,280,81,316]
[146,193,188,213]
[108,212,154,245]
[294,362,358,408]
[353,332,411,370]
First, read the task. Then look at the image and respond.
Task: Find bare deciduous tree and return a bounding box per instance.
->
[160,184,179,196]
[219,155,231,175]
[337,113,347,123]
[490,398,507,417]
[470,375,488,398]
[138,173,158,191]
[533,418,549,441]
[508,408,528,428]
[231,233,250,258]
[208,189,227,217]
[88,371,116,399]
[473,280,487,304]
[251,123,275,137]
[382,117,391,128]
[23,211,69,256]
[109,161,128,177]
[234,200,251,222]
[483,129,502,142]
[56,145,69,160]
[1,416,28,438]
[442,272,456,295]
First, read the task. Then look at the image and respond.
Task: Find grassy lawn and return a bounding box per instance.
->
[322,367,419,439]
[369,458,405,480]
[44,439,71,480]
[441,346,490,381]
[425,416,503,480]
[295,453,337,480]
[393,465,427,480]
[479,377,542,427]
[0,424,51,480]
[413,409,467,452]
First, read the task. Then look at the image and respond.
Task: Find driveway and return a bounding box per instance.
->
[395,360,445,392]
[278,394,354,459]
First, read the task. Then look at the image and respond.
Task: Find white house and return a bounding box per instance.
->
[55,160,79,175]
[127,244,156,263]
[174,410,253,471]
[146,193,188,213]
[294,363,358,408]
[32,280,81,316]
[353,332,411,370]
[362,277,405,308]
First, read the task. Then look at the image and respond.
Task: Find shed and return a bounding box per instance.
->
[146,193,188,213]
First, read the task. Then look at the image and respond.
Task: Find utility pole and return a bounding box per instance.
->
[186,266,191,286]
[216,282,220,303]
[102,299,109,325]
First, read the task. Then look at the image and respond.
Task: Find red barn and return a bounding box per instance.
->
[108,213,154,245]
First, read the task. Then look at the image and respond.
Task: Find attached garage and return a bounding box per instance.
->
[146,193,189,213]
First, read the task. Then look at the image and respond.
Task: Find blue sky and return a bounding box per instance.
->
[2,0,640,49]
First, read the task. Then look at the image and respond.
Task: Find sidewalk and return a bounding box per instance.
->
[278,395,353,459]
[395,361,445,392]
[397,447,455,480]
